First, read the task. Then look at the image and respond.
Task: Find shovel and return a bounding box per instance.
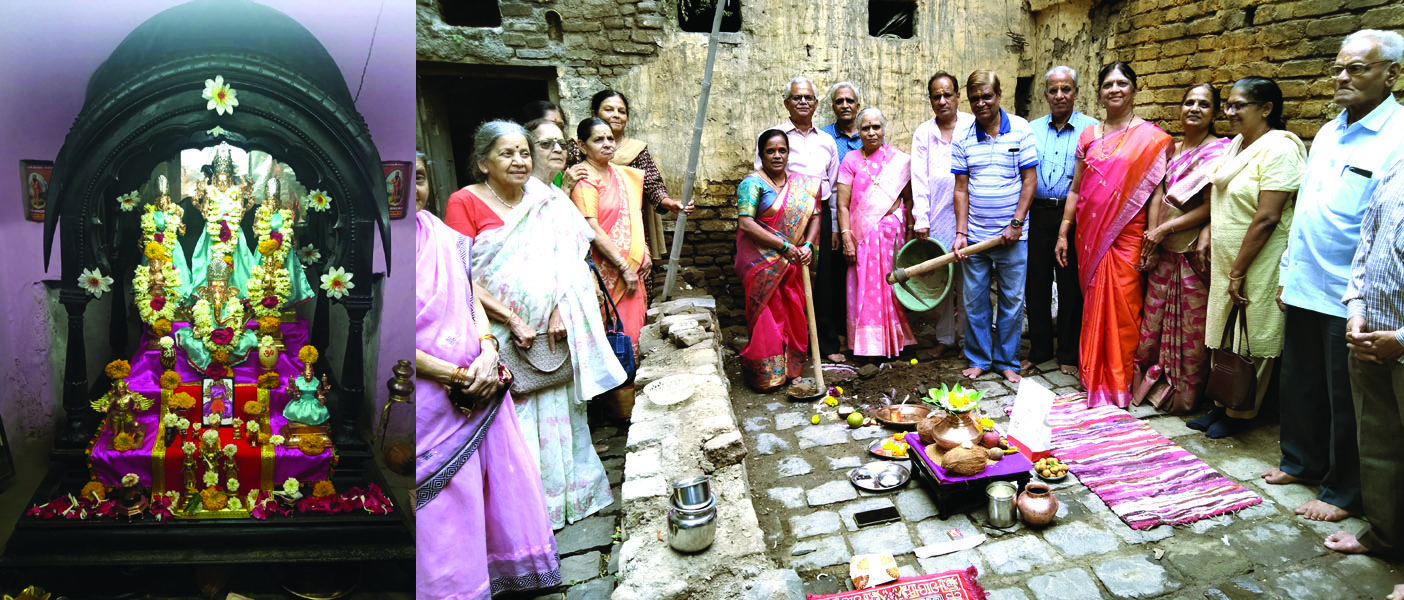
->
[886,237,1004,285]
[786,262,827,402]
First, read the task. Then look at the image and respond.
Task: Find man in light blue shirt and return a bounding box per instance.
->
[1026,66,1098,374]
[822,81,865,163]
[951,70,1039,383]
[1267,29,1404,524]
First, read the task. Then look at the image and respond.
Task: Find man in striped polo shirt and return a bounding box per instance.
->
[951,69,1039,383]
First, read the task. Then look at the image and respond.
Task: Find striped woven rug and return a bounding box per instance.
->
[1048,394,1262,530]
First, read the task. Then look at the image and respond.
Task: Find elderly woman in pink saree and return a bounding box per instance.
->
[736,129,822,391]
[1132,84,1231,414]
[837,108,916,358]
[1056,63,1172,408]
[415,154,559,598]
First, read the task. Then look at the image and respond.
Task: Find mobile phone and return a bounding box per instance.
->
[853,506,902,528]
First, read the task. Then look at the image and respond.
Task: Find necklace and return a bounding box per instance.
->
[483,182,521,209]
[763,171,788,191]
[1097,118,1137,161]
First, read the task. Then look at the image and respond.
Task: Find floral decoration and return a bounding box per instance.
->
[170,392,197,410]
[78,267,113,298]
[178,417,191,431]
[190,297,245,366]
[204,412,221,428]
[133,202,185,327]
[299,345,319,365]
[298,436,327,456]
[227,478,240,493]
[247,421,259,435]
[105,360,132,380]
[312,480,335,498]
[113,433,136,452]
[182,441,196,455]
[80,481,107,502]
[304,190,331,212]
[143,242,168,263]
[319,266,354,299]
[159,336,175,350]
[160,370,181,390]
[223,443,237,458]
[227,497,243,511]
[121,473,139,488]
[269,434,286,447]
[923,382,984,415]
[282,477,300,496]
[200,428,219,449]
[244,397,267,414]
[246,201,296,320]
[116,191,140,212]
[259,317,280,335]
[154,319,173,337]
[202,75,239,115]
[161,413,179,428]
[203,471,219,487]
[200,487,228,511]
[298,244,321,265]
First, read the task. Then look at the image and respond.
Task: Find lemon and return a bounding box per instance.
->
[910,358,918,365]
[824,395,838,406]
[810,414,821,425]
[847,412,865,428]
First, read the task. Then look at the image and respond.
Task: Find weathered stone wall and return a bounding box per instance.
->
[1095,0,1404,140]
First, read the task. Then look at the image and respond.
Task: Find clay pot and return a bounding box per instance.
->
[1017,482,1059,527]
[920,412,985,450]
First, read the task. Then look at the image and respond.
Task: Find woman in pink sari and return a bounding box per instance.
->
[837,107,916,358]
[415,153,560,598]
[736,129,822,391]
[1132,84,1231,414]
[1056,63,1172,408]
[572,117,648,350]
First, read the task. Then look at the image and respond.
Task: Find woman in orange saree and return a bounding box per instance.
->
[1056,63,1172,408]
[572,118,648,350]
[736,129,822,391]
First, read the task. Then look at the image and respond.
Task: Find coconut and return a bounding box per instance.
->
[942,445,988,476]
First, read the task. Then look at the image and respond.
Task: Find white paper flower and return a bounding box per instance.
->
[159,336,175,350]
[182,441,196,455]
[298,244,322,265]
[205,412,221,427]
[223,443,237,458]
[228,497,242,510]
[193,421,202,431]
[201,429,218,447]
[270,435,285,447]
[226,478,240,493]
[282,477,300,495]
[247,421,260,434]
[304,190,332,212]
[247,489,260,506]
[202,75,239,115]
[203,471,219,487]
[320,266,355,299]
[77,267,114,298]
[116,191,140,212]
[121,473,139,488]
[162,413,178,427]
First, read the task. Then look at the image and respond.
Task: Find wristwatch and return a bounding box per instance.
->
[1009,218,1024,228]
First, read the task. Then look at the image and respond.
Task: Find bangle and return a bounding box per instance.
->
[449,366,470,387]
[1228,274,1245,281]
[781,240,792,252]
[802,241,815,251]
[842,229,852,234]
[956,232,967,237]
[1062,219,1072,224]
[478,334,499,352]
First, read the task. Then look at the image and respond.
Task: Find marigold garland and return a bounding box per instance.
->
[143,242,168,262]
[298,436,326,456]
[257,238,279,256]
[312,480,335,498]
[259,316,280,335]
[159,370,181,390]
[154,318,172,337]
[80,481,107,502]
[105,360,131,380]
[299,346,319,365]
[113,432,137,452]
[200,487,229,511]
[256,372,281,389]
[212,349,230,365]
[243,400,265,416]
[170,392,197,410]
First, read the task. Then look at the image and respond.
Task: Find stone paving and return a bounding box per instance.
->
[729,353,1404,599]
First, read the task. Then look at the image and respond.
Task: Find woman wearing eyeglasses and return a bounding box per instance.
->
[1055,62,1173,409]
[1192,76,1305,438]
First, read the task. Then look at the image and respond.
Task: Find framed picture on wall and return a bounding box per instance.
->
[383,160,412,220]
[19,160,53,223]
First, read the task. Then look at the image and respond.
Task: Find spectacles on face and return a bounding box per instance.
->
[1329,60,1393,78]
[968,93,997,105]
[536,138,565,151]
[1223,101,1261,113]
[788,95,817,103]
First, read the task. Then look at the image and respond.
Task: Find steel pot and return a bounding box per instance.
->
[667,493,717,553]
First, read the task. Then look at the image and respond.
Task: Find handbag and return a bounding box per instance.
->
[590,260,637,380]
[1205,304,1257,412]
[499,330,574,396]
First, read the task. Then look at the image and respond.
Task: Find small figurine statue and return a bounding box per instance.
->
[91,377,154,446]
[190,149,256,296]
[283,346,330,427]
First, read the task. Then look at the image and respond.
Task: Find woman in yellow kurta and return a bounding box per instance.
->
[571,117,648,349]
[1196,76,1305,438]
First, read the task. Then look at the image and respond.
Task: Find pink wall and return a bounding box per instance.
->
[0,0,416,467]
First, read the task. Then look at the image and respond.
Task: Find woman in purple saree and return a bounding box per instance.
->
[415,154,559,598]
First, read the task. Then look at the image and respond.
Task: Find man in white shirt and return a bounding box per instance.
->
[910,71,976,358]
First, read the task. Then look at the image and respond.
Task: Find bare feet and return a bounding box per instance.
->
[1324,531,1370,554]
[1019,359,1035,370]
[1262,468,1320,486]
[1060,364,1079,376]
[826,353,847,363]
[962,366,984,379]
[1388,583,1404,600]
[1298,499,1350,522]
[932,342,950,358]
[1002,369,1022,383]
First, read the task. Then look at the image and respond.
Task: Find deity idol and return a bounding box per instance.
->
[284,346,329,427]
[91,379,154,446]
[247,177,314,322]
[177,260,258,375]
[134,175,190,333]
[188,149,256,300]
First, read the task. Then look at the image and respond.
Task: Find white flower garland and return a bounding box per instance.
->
[191,297,245,359]
[246,203,294,319]
[204,186,245,260]
[132,263,180,327]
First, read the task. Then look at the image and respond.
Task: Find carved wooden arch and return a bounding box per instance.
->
[43,6,387,452]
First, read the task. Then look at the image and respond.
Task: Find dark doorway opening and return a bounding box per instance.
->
[440,0,501,28]
[417,63,556,208]
[679,0,741,33]
[1014,75,1034,119]
[870,0,915,39]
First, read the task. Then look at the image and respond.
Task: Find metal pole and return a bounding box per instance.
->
[661,0,726,301]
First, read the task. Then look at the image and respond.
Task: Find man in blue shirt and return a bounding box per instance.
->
[952,70,1039,383]
[1265,30,1404,524]
[822,82,865,163]
[1026,66,1098,375]
[819,81,863,360]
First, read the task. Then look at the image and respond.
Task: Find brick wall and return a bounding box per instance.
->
[1097,0,1404,141]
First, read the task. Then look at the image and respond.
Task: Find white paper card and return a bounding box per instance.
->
[1007,378,1054,453]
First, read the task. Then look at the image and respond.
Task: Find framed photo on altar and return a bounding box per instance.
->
[203,378,235,424]
[18,160,52,223]
[383,160,411,220]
